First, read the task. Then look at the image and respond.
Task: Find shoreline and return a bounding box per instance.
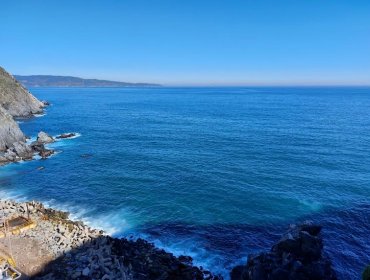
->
[0,199,220,279]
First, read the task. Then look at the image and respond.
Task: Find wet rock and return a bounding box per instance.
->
[39,149,54,159]
[231,222,337,280]
[30,141,45,152]
[42,100,50,106]
[56,133,76,139]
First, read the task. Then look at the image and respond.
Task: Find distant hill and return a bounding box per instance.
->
[14,75,161,87]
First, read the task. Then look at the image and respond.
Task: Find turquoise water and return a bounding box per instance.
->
[1,87,370,279]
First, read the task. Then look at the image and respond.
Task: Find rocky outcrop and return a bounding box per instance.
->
[0,200,220,280]
[0,66,55,165]
[0,66,44,117]
[231,222,337,280]
[0,106,25,151]
[37,131,55,144]
[56,133,76,139]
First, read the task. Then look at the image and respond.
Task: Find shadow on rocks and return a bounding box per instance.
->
[230,222,337,280]
[32,235,222,280]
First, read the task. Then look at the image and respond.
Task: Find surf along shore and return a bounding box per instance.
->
[0,200,219,279]
[0,65,339,279]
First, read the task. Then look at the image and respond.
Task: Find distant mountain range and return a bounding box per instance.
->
[14,75,161,87]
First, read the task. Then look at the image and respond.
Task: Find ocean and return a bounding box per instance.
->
[1,87,370,279]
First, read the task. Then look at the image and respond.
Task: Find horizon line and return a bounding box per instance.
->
[14,73,370,87]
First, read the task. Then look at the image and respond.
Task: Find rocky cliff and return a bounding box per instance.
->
[0,66,44,117]
[0,106,25,151]
[0,66,52,164]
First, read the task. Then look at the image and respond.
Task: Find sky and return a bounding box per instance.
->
[1,0,369,86]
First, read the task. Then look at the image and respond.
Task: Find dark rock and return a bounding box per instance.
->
[56,133,76,139]
[299,231,322,261]
[231,265,245,280]
[230,222,337,280]
[300,224,322,236]
[30,141,54,159]
[30,141,45,152]
[39,149,54,159]
[271,268,289,280]
[42,100,50,106]
[178,255,193,265]
[111,238,222,280]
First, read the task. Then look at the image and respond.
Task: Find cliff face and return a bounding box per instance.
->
[0,66,46,160]
[0,106,25,151]
[0,66,44,117]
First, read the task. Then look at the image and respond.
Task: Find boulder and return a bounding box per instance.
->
[37,131,54,144]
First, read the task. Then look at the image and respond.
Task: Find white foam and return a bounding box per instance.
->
[83,209,132,236]
[34,113,46,118]
[1,193,132,236]
[134,233,230,277]
[26,136,37,144]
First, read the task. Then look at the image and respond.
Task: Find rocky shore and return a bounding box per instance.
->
[0,66,56,166]
[231,222,337,280]
[0,66,339,279]
[0,200,220,280]
[0,199,339,280]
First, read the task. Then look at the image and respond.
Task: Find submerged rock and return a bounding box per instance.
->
[231,222,337,280]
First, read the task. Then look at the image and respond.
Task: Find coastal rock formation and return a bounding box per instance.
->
[0,106,25,151]
[0,66,55,165]
[56,133,76,139]
[37,131,55,144]
[0,200,220,280]
[231,222,337,280]
[0,66,44,117]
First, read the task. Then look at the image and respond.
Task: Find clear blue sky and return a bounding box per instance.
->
[1,0,369,85]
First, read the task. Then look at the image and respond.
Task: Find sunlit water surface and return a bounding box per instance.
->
[1,87,370,279]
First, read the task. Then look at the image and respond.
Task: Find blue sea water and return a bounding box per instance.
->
[1,87,370,279]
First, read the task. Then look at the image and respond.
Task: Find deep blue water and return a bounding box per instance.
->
[1,87,370,279]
